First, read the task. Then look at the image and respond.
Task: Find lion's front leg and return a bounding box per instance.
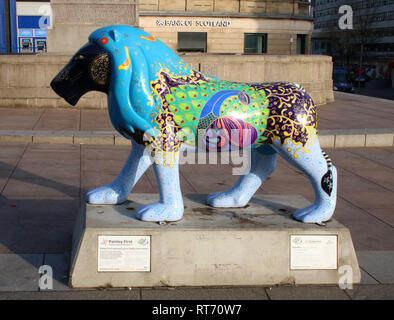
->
[86,140,152,204]
[136,151,184,222]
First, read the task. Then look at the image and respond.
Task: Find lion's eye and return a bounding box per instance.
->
[74,54,85,61]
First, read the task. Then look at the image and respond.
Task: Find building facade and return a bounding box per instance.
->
[312,0,394,59]
[0,0,51,53]
[1,0,314,55]
[139,0,313,55]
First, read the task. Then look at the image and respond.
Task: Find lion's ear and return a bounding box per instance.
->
[108,29,121,42]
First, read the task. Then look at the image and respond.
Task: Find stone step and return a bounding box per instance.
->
[0,129,393,148]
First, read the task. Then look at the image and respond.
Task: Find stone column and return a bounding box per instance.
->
[47,0,139,54]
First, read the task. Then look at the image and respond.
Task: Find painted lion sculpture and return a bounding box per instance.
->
[51,25,337,224]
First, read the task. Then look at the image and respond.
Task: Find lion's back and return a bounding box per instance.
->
[251,82,318,147]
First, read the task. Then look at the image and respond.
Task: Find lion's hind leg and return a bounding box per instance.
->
[207,146,277,208]
[272,131,337,224]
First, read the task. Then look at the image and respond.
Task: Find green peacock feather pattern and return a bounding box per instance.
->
[151,68,270,150]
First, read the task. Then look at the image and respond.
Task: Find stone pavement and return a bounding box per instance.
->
[0,92,393,300]
[355,79,394,101]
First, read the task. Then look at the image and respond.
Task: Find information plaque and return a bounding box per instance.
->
[290,235,337,270]
[98,235,151,272]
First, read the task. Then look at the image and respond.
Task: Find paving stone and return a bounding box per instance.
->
[23,143,80,162]
[346,284,394,300]
[42,253,71,290]
[81,144,130,161]
[359,268,379,285]
[14,161,80,180]
[260,175,315,202]
[356,251,394,284]
[0,199,79,221]
[81,109,113,131]
[265,286,350,300]
[2,177,80,200]
[328,149,394,192]
[82,175,132,200]
[0,142,27,159]
[141,287,268,300]
[336,173,394,209]
[329,148,388,172]
[363,208,394,228]
[318,93,394,130]
[0,220,74,254]
[0,158,16,173]
[0,254,43,291]
[0,108,43,130]
[81,158,124,175]
[33,109,80,131]
[181,164,239,194]
[334,199,394,251]
[348,148,394,170]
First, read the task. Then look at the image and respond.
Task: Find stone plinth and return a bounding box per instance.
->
[70,193,360,288]
[47,0,138,54]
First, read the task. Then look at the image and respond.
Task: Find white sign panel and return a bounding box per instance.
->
[290,235,337,270]
[98,236,151,272]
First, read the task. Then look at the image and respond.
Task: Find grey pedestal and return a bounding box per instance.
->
[70,194,361,288]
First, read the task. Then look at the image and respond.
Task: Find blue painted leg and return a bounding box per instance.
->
[86,140,153,204]
[136,153,184,222]
[272,131,337,224]
[207,147,277,208]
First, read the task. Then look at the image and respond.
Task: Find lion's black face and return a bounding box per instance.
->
[50,42,111,106]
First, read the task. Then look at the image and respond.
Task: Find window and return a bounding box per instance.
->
[297,34,306,54]
[177,32,207,52]
[244,33,267,54]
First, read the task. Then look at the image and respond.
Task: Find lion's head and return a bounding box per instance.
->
[51,25,200,140]
[51,42,111,106]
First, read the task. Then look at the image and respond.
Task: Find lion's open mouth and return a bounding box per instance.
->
[50,79,83,106]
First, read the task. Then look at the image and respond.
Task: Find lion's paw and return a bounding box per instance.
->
[207,191,249,208]
[136,202,183,222]
[292,201,336,224]
[86,185,127,205]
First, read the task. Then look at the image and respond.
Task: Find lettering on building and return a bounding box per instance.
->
[156,19,231,28]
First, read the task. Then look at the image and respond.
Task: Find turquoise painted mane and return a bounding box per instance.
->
[89,25,199,138]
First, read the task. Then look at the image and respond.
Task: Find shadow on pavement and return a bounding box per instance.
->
[0,160,83,288]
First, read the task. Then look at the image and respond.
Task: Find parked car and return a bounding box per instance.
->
[333,67,355,93]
